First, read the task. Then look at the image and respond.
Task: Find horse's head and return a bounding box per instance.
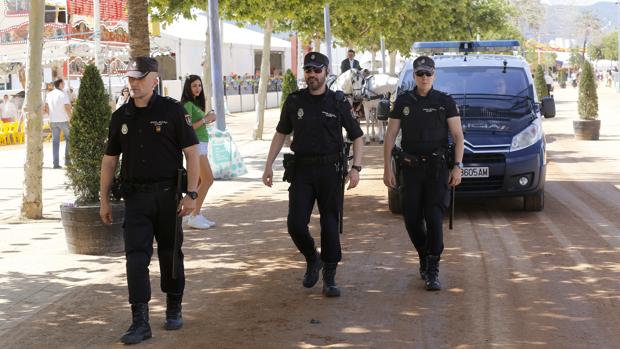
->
[348,68,364,99]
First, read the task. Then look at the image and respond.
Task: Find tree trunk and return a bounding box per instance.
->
[313,37,321,52]
[253,18,272,140]
[371,51,377,73]
[127,0,150,58]
[389,50,397,75]
[21,0,45,219]
[18,65,26,89]
[203,21,213,112]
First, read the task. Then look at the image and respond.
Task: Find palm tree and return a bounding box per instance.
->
[127,0,150,58]
[576,11,601,59]
[21,0,45,219]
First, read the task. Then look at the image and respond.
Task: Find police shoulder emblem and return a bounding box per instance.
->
[403,106,410,116]
[121,123,128,135]
[297,108,304,119]
[185,114,192,126]
[311,54,315,60]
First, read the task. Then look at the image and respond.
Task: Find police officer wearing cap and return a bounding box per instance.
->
[263,52,364,297]
[383,56,464,291]
[99,56,200,344]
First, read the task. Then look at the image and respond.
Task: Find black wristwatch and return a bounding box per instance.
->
[187,191,198,200]
[454,162,464,170]
[351,165,362,173]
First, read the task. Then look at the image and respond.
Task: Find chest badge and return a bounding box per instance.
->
[121,123,128,135]
[297,108,304,119]
[403,106,410,116]
[155,125,161,133]
[185,114,192,126]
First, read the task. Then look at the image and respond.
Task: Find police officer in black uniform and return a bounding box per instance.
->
[262,52,364,297]
[383,56,464,291]
[99,57,200,344]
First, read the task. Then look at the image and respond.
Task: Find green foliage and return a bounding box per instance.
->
[569,48,584,68]
[66,65,111,205]
[534,64,548,101]
[280,69,298,108]
[558,69,567,87]
[577,60,598,120]
[589,31,618,61]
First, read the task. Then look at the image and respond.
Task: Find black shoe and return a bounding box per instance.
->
[164,293,183,331]
[120,303,152,344]
[302,252,322,288]
[425,255,441,291]
[419,253,428,281]
[322,263,341,297]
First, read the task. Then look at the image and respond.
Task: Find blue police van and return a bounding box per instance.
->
[380,40,555,213]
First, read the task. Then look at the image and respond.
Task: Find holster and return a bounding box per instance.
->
[282,153,296,183]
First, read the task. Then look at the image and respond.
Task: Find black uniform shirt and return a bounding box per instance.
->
[389,87,458,155]
[105,93,199,182]
[276,89,363,156]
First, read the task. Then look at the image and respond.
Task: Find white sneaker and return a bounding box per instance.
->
[187,215,212,229]
[202,216,216,227]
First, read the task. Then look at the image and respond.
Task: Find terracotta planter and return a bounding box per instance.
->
[60,202,125,255]
[573,119,601,140]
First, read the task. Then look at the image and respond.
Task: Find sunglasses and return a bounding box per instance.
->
[304,67,324,74]
[415,71,433,77]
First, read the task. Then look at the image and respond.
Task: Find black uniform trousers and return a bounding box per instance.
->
[123,187,185,304]
[287,163,342,263]
[400,164,450,257]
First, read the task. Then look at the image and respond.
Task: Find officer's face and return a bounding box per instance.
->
[414,70,434,91]
[304,66,327,91]
[190,79,202,97]
[128,73,158,99]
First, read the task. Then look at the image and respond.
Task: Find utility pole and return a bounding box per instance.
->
[94,0,102,71]
[208,0,226,130]
[380,36,386,74]
[323,4,333,71]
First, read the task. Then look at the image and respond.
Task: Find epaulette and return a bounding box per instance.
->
[334,90,347,102]
[288,90,302,96]
[163,96,181,104]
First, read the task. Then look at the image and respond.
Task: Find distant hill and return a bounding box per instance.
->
[535,1,618,42]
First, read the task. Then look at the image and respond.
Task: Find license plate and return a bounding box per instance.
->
[461,167,489,178]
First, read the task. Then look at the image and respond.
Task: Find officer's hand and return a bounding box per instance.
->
[178,196,196,216]
[262,167,273,187]
[100,201,113,225]
[347,169,360,190]
[449,167,462,187]
[383,169,397,188]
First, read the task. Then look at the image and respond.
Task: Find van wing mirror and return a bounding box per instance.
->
[377,99,391,121]
[541,96,555,118]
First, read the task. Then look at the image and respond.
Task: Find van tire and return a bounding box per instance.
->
[388,187,402,214]
[524,190,544,211]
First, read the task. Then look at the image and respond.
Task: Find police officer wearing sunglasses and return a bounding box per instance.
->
[263,52,364,297]
[383,56,464,291]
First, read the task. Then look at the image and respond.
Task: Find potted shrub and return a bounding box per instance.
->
[558,69,567,88]
[573,60,600,140]
[61,65,124,255]
[534,64,549,101]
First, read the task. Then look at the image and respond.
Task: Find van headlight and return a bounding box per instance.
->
[511,119,542,152]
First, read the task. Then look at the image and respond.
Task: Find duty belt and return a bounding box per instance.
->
[124,178,176,192]
[295,153,341,166]
[400,151,447,168]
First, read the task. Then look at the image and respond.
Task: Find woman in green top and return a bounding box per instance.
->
[181,75,217,229]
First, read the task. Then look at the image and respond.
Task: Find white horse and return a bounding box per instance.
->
[328,68,365,107]
[361,74,399,144]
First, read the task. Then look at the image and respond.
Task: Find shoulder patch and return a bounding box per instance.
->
[184,114,192,126]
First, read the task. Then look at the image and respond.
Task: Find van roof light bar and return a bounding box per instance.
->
[413,40,520,54]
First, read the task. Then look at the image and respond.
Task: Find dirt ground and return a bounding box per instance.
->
[3,86,620,348]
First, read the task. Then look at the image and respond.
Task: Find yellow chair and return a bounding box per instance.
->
[4,122,18,145]
[14,121,25,144]
[0,122,10,145]
[43,122,52,142]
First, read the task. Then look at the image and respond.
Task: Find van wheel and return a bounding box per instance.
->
[388,187,402,214]
[524,190,544,212]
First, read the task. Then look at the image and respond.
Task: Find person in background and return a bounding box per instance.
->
[180,75,217,229]
[1,94,18,122]
[44,79,72,169]
[116,86,130,110]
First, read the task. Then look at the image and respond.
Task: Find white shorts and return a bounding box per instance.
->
[198,141,209,156]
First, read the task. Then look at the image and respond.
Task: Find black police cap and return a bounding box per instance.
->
[413,56,435,73]
[126,56,159,79]
[303,52,329,69]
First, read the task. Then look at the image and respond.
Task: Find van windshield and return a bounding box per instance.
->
[399,66,534,117]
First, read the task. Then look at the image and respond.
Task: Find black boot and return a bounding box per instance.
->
[418,252,428,280]
[322,263,341,297]
[303,251,322,288]
[120,303,152,344]
[425,255,441,291]
[164,293,183,330]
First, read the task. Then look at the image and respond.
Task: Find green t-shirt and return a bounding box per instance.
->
[183,100,209,142]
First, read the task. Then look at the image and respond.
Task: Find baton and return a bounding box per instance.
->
[172,169,183,279]
[339,141,352,235]
[449,186,455,230]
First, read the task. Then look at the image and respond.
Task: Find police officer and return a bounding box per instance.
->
[263,52,364,297]
[99,57,200,344]
[383,56,464,291]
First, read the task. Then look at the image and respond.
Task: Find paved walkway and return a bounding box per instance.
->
[0,108,283,336]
